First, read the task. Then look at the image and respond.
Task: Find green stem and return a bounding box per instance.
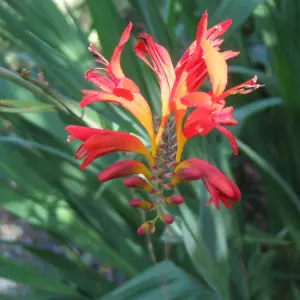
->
[0,67,99,127]
[0,67,69,113]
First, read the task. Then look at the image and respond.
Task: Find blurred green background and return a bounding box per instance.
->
[1,0,300,299]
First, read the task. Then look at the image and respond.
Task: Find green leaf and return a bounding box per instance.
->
[233,97,282,135]
[238,139,300,248]
[25,246,114,297]
[0,256,78,296]
[102,261,218,300]
[211,0,263,36]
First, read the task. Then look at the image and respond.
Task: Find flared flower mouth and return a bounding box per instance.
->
[66,11,262,234]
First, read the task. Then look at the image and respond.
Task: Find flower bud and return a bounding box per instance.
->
[164,195,184,206]
[130,198,155,210]
[160,214,174,224]
[123,176,156,193]
[137,221,155,235]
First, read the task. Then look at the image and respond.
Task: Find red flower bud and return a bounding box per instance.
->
[160,214,174,224]
[130,198,155,210]
[123,176,156,193]
[164,195,184,206]
[137,221,155,235]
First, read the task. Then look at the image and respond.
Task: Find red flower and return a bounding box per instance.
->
[99,160,153,182]
[66,12,263,235]
[171,158,241,209]
[134,11,240,162]
[66,125,154,170]
[79,23,156,156]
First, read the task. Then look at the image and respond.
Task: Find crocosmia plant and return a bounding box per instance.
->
[66,11,261,235]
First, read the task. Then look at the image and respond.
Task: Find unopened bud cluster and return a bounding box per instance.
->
[125,117,184,235]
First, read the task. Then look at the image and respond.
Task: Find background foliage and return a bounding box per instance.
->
[0,0,300,299]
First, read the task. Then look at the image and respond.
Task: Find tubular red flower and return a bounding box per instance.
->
[98,160,153,182]
[66,126,154,169]
[80,91,155,155]
[171,158,241,209]
[80,23,156,156]
[182,92,238,154]
[134,34,176,146]
[170,12,238,162]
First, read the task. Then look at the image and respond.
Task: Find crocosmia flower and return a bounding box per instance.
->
[66,11,262,235]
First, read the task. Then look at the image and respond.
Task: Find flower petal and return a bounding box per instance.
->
[183,106,214,138]
[202,39,228,96]
[123,176,155,193]
[217,76,262,99]
[173,158,241,207]
[83,130,154,165]
[134,34,175,119]
[98,160,153,181]
[68,127,154,167]
[196,10,208,45]
[108,22,132,79]
[88,43,109,65]
[80,91,155,153]
[171,168,204,186]
[66,125,107,141]
[213,123,238,155]
[213,106,238,126]
[206,19,232,43]
[84,69,114,92]
[181,92,212,107]
[205,181,220,210]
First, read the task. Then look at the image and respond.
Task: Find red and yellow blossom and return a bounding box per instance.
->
[66,11,262,235]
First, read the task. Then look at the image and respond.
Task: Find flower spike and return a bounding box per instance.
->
[67,12,262,235]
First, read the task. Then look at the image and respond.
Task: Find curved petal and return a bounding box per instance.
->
[79,147,115,170]
[175,11,208,75]
[217,76,262,100]
[84,69,114,92]
[205,181,220,209]
[181,92,212,107]
[171,168,204,186]
[108,22,132,79]
[88,43,109,65]
[98,160,153,181]
[66,125,107,141]
[116,77,140,93]
[196,10,208,45]
[83,130,154,165]
[213,106,238,126]
[202,39,227,96]
[69,128,154,168]
[183,106,214,138]
[123,176,155,193]
[134,34,175,119]
[221,50,240,61]
[173,158,241,207]
[213,122,238,155]
[80,91,155,153]
[206,19,232,43]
